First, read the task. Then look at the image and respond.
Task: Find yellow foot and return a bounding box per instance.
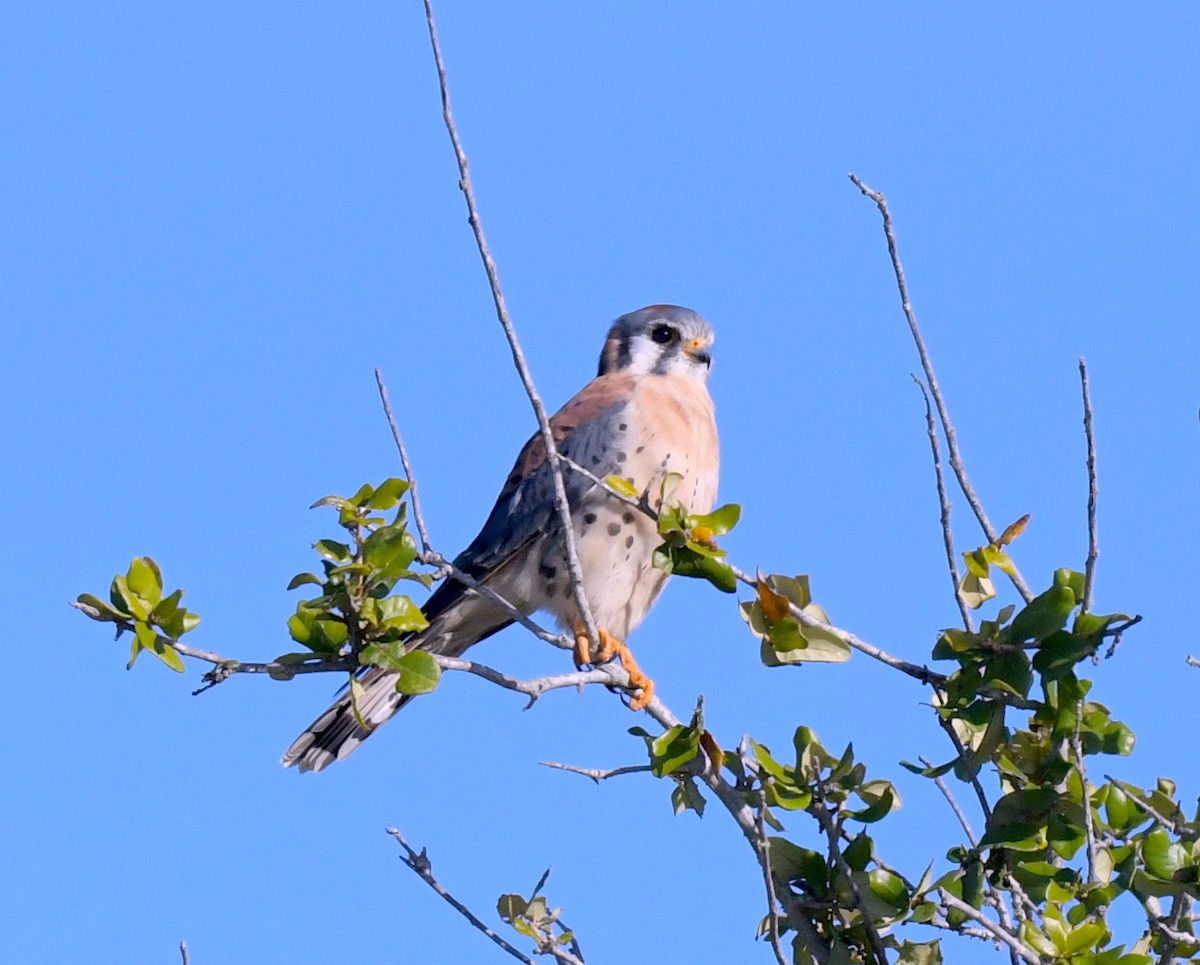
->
[573,624,655,711]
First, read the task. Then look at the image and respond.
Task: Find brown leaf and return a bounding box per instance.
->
[757,576,790,623]
[999,513,1031,546]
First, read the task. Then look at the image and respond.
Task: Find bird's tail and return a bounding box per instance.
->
[280,663,413,773]
[281,580,514,772]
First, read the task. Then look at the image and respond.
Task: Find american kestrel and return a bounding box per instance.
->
[283,305,719,772]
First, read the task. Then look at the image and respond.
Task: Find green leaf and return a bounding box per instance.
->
[287,603,348,653]
[287,572,324,591]
[671,779,706,817]
[900,759,955,779]
[846,779,901,823]
[605,475,639,499]
[362,527,419,586]
[359,641,407,672]
[1010,585,1076,642]
[375,595,429,635]
[768,837,828,894]
[690,503,741,537]
[653,544,737,593]
[647,724,700,777]
[1105,784,1140,831]
[128,621,156,669]
[393,650,441,696]
[866,868,909,912]
[1143,828,1189,880]
[366,477,410,510]
[127,556,164,607]
[75,592,130,622]
[314,539,352,563]
[348,676,369,728]
[497,894,528,922]
[894,939,942,965]
[793,726,826,783]
[112,574,148,620]
[842,832,873,872]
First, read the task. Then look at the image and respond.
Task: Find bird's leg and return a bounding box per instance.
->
[573,624,655,711]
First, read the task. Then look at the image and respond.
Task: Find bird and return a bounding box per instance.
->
[282,305,719,772]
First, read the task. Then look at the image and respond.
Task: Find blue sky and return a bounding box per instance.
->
[5,3,1200,963]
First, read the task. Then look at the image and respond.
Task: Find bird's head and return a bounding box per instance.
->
[597,305,715,381]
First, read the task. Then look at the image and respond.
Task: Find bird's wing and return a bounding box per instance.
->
[420,370,638,618]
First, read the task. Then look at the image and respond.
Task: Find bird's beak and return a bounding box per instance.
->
[684,337,712,368]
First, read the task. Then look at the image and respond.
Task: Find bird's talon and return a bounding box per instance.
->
[573,625,655,710]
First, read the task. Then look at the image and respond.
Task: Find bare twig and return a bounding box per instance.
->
[850,174,1032,604]
[937,715,993,822]
[811,796,890,965]
[755,791,790,965]
[1155,895,1189,965]
[914,376,975,631]
[438,657,617,707]
[419,550,574,652]
[937,891,1043,965]
[421,0,600,656]
[920,755,978,847]
[1073,701,1099,885]
[387,828,540,965]
[1079,358,1099,613]
[179,941,190,965]
[538,761,652,783]
[375,366,433,554]
[1189,655,1200,669]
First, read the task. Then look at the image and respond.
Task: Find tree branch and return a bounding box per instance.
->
[755,790,790,965]
[1078,358,1099,613]
[811,795,890,965]
[538,761,653,783]
[1073,701,1100,885]
[387,827,541,965]
[179,941,190,965]
[850,173,1032,604]
[913,376,975,631]
[375,366,433,555]
[920,755,978,847]
[937,891,1043,965]
[421,0,600,657]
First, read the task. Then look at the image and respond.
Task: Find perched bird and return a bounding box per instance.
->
[283,305,719,772]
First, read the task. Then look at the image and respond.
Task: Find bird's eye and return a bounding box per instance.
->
[651,325,675,345]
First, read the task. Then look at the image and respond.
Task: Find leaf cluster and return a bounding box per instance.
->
[76,556,200,672]
[282,479,441,702]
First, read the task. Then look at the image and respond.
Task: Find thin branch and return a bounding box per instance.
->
[375,366,433,555]
[1073,701,1099,885]
[811,796,890,965]
[914,376,975,631]
[920,755,978,847]
[1189,656,1200,669]
[387,828,540,965]
[850,174,1032,604]
[538,761,653,783]
[419,550,574,652]
[438,657,617,707]
[937,891,1043,965]
[1155,895,1189,965]
[179,941,190,965]
[937,715,993,822]
[1079,358,1099,613]
[755,791,790,965]
[421,0,600,656]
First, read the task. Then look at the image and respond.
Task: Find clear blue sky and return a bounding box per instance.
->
[5,4,1199,963]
